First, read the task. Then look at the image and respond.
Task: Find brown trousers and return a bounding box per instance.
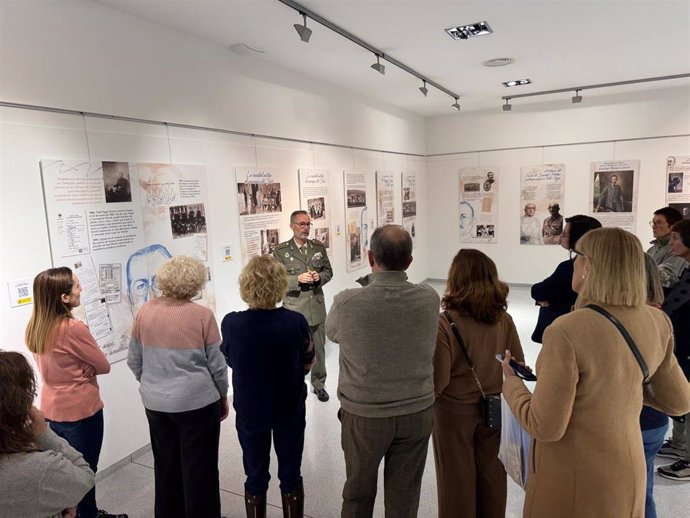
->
[340,406,433,518]
[432,403,506,518]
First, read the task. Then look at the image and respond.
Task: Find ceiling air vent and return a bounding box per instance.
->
[483,57,515,67]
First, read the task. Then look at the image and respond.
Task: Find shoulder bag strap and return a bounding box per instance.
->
[585,304,650,384]
[443,310,487,397]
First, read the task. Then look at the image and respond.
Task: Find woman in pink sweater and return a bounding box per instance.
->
[25,267,126,518]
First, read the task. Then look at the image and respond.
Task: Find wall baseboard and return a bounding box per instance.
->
[97,396,236,481]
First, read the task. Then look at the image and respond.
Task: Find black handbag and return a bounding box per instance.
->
[586,304,686,424]
[443,311,502,430]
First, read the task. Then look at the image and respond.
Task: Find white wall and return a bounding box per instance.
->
[425,86,690,283]
[0,0,427,470]
[0,0,425,155]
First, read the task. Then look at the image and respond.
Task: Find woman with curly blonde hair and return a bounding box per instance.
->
[221,255,314,518]
[127,255,229,518]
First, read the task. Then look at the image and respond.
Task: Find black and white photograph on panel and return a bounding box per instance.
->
[169,203,206,238]
[670,203,690,219]
[307,197,326,219]
[669,173,684,194]
[346,189,366,208]
[237,182,282,215]
[314,227,329,248]
[260,228,280,255]
[103,161,132,203]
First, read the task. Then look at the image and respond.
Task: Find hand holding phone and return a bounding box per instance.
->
[496,353,537,381]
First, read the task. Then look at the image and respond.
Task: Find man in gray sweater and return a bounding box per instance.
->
[326,225,440,518]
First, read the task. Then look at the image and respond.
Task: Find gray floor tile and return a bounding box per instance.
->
[95,462,154,517]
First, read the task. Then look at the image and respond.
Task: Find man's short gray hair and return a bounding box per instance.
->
[290,210,308,223]
[370,225,412,271]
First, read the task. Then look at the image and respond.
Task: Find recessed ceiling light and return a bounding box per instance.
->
[502,79,532,87]
[445,21,492,40]
[483,57,515,67]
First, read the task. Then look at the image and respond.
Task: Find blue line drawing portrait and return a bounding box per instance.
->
[126,244,172,313]
[459,201,475,237]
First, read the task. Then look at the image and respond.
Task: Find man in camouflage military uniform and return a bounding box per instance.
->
[274,210,333,402]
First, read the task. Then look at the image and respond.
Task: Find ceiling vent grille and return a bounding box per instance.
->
[483,57,515,67]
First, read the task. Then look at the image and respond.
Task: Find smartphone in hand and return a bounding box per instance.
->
[495,353,537,381]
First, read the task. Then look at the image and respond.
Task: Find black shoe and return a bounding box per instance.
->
[314,388,329,402]
[97,511,128,518]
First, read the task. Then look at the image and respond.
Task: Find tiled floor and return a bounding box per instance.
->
[96,284,690,517]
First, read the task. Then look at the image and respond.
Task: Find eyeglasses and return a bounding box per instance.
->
[569,249,586,261]
[293,222,312,227]
[649,220,665,228]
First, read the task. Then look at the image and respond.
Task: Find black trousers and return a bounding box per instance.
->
[145,400,222,518]
[236,403,306,495]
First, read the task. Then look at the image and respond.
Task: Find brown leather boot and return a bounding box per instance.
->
[281,481,304,518]
[244,490,266,518]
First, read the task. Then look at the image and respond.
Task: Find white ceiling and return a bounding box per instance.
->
[93,0,690,116]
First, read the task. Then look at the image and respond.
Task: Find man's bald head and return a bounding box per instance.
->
[369,225,413,271]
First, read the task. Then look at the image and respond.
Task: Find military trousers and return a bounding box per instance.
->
[310,322,327,390]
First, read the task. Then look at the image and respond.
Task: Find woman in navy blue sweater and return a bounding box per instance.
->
[530,215,601,343]
[221,255,314,518]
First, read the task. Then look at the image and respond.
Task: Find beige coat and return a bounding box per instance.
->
[503,304,690,518]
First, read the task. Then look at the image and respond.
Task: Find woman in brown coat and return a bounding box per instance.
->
[433,249,525,518]
[502,228,690,518]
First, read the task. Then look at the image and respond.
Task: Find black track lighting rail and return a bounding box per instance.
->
[502,73,690,101]
[276,0,461,101]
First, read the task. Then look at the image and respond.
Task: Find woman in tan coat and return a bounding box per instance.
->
[433,249,525,518]
[502,228,690,518]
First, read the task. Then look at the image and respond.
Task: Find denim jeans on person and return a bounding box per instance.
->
[642,422,669,518]
[48,409,104,518]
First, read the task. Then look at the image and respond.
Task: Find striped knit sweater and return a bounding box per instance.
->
[127,296,228,413]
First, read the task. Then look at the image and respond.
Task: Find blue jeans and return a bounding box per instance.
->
[48,409,104,518]
[642,423,669,518]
